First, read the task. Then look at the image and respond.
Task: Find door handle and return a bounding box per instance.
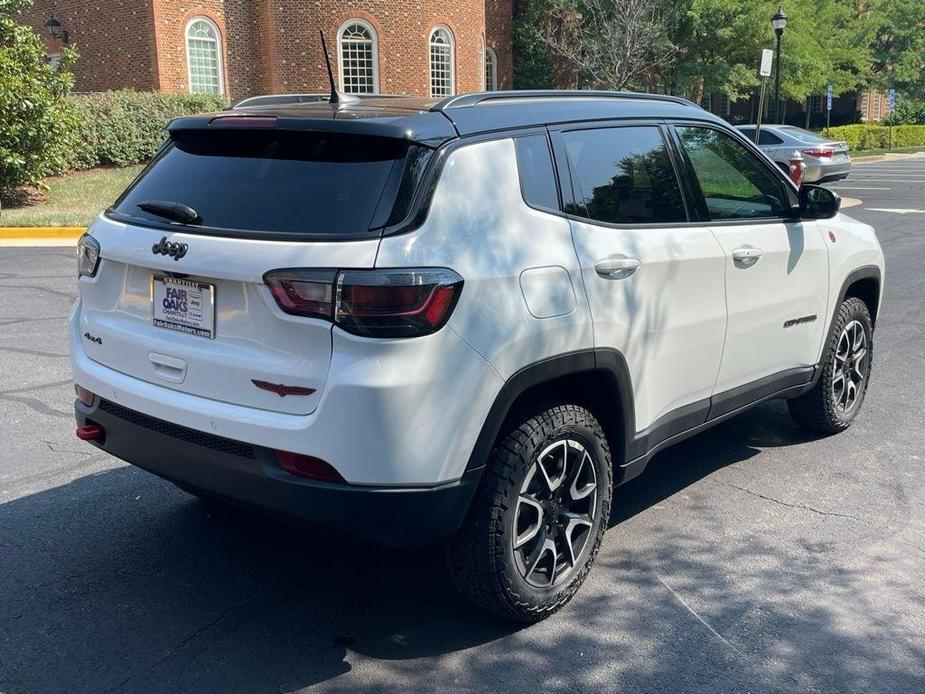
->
[594,256,641,279]
[731,246,763,264]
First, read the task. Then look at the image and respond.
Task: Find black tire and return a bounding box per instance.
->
[788,297,873,434]
[445,404,613,622]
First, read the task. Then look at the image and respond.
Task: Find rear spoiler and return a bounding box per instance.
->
[167,109,456,148]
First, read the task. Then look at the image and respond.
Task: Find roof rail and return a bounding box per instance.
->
[431,90,695,111]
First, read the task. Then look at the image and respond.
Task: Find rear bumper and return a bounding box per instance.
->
[805,160,852,183]
[76,398,480,546]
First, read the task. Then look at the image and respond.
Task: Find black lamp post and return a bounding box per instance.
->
[43,15,69,44]
[771,7,788,124]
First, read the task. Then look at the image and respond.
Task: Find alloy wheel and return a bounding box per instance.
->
[512,439,598,588]
[832,319,868,416]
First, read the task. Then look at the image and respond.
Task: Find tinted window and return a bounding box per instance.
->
[561,126,686,224]
[738,128,783,145]
[677,126,790,220]
[515,135,559,211]
[113,130,430,236]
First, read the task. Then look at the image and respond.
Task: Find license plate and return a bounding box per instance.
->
[152,275,215,339]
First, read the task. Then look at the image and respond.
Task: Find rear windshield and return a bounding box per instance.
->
[112,130,431,237]
[780,127,831,144]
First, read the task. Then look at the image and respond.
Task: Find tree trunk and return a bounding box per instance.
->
[804,97,811,129]
[692,75,705,106]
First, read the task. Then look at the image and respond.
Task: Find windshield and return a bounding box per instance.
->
[112,130,431,237]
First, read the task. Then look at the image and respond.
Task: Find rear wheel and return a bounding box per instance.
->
[445,404,612,622]
[788,297,873,434]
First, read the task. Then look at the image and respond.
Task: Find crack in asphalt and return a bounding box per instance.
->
[0,344,69,358]
[110,597,259,692]
[0,394,71,420]
[0,315,70,326]
[654,573,745,657]
[716,480,865,523]
[0,378,71,396]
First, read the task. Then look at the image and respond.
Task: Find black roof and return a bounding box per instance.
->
[168,90,724,148]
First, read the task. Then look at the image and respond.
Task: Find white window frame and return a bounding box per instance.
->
[485,47,497,91]
[337,19,379,94]
[428,25,455,98]
[185,16,224,96]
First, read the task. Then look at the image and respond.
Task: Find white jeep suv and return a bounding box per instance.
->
[71,91,884,622]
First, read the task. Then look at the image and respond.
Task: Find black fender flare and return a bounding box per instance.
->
[825,265,881,338]
[464,348,635,473]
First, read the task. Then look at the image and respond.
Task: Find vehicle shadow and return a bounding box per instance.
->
[1,401,920,693]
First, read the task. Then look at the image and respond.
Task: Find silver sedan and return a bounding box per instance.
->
[736,125,852,183]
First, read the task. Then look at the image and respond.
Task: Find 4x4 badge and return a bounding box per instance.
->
[152,237,188,261]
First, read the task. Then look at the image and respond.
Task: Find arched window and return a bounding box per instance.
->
[338,20,378,94]
[429,26,454,97]
[485,47,497,91]
[186,17,223,95]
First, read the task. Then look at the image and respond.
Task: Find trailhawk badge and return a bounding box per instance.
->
[152,236,188,260]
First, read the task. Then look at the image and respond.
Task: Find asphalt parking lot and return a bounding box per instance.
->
[1,156,923,693]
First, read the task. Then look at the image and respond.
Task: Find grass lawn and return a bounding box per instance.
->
[852,145,925,158]
[0,165,143,228]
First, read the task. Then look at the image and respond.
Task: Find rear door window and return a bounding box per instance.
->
[112,130,431,237]
[560,126,687,225]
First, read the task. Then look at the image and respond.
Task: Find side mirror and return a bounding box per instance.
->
[799,184,841,220]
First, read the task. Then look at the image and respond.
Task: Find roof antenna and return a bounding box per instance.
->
[319,30,358,105]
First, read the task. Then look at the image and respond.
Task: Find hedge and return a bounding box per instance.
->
[824,124,925,151]
[59,90,226,172]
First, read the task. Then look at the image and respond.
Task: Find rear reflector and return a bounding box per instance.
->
[76,423,104,441]
[274,451,346,483]
[264,267,463,338]
[74,384,95,406]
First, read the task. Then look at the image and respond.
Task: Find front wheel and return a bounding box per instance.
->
[445,404,612,622]
[788,297,873,434]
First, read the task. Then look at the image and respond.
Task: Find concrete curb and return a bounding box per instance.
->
[0,226,84,239]
[853,152,925,165]
[0,227,84,246]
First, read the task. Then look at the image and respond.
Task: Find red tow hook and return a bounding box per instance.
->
[76,423,104,441]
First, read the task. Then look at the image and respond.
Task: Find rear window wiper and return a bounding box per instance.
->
[137,200,201,225]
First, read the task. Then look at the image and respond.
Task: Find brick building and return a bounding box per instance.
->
[22,0,513,102]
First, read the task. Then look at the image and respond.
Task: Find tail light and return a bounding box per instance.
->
[77,233,101,278]
[803,148,833,158]
[264,268,463,338]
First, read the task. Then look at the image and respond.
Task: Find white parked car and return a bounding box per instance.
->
[72,91,884,622]
[736,124,852,183]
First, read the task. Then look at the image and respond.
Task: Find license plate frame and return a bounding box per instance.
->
[151,274,215,339]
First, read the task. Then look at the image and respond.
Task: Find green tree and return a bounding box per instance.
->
[660,0,767,103]
[0,0,77,198]
[869,0,925,99]
[663,1,871,110]
[512,1,556,89]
